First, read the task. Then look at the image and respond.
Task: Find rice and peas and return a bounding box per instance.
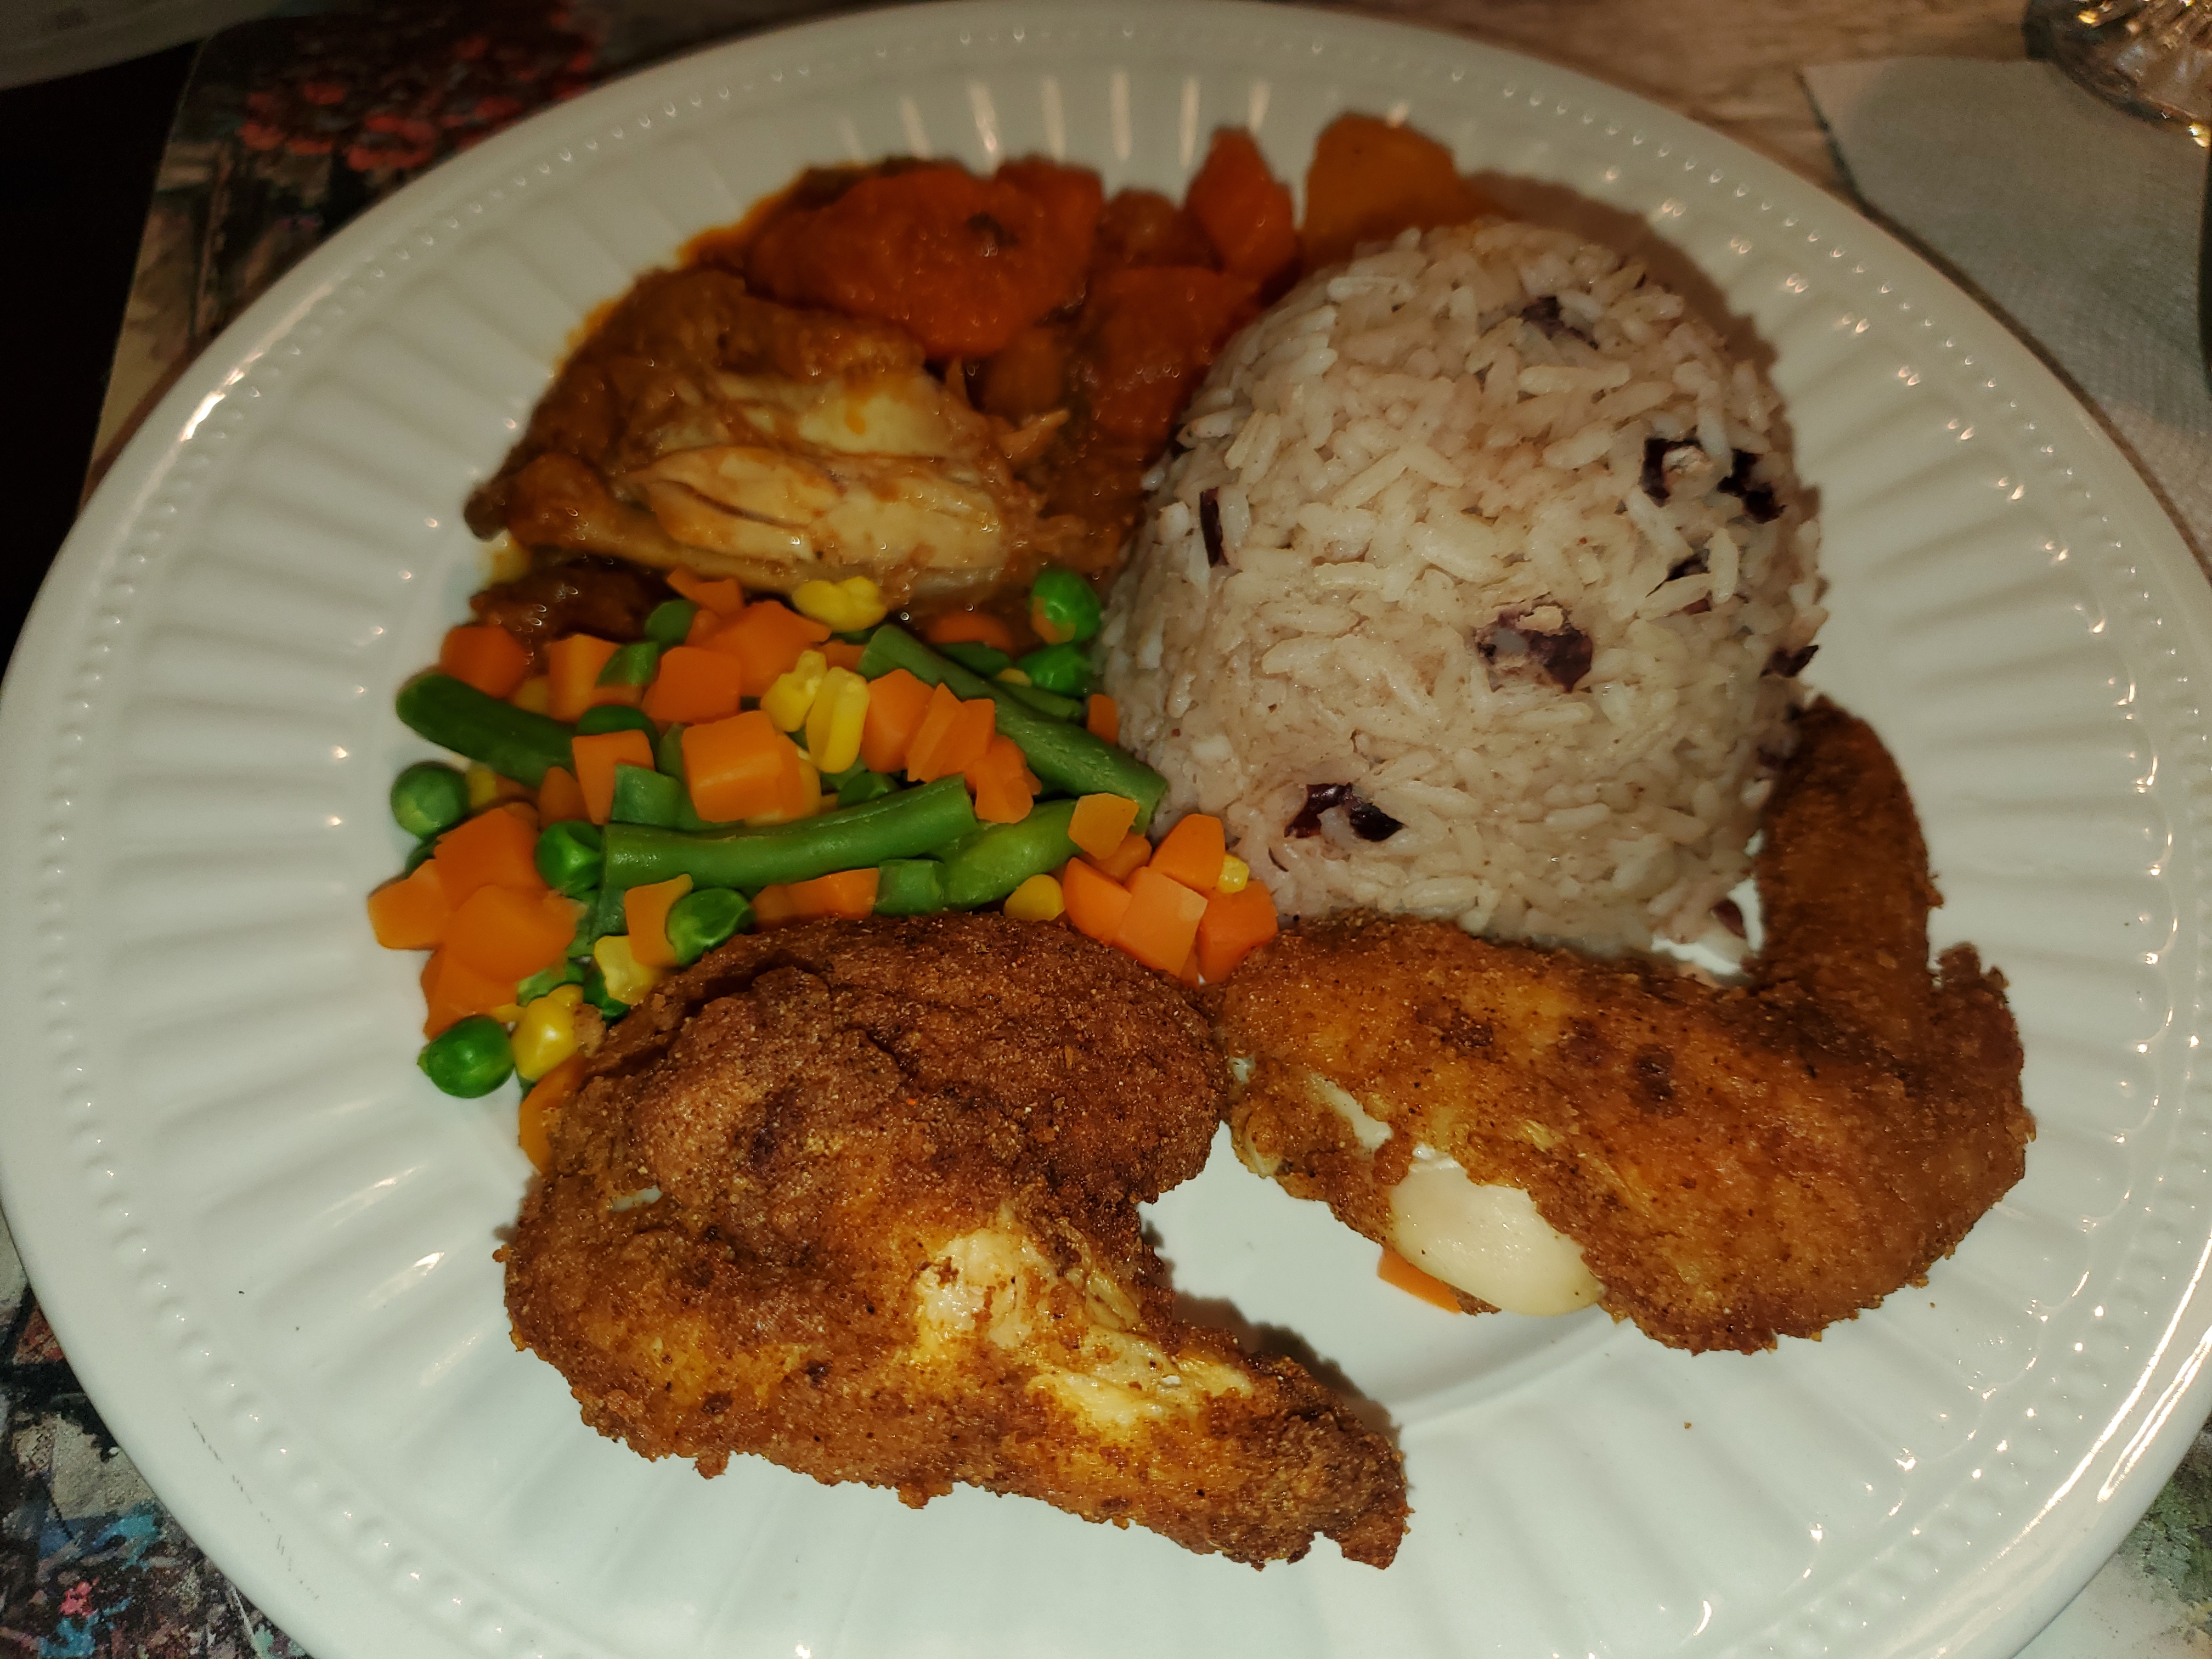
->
[1101,219,1825,952]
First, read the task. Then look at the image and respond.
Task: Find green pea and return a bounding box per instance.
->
[1030,567,1102,645]
[535,821,603,898]
[575,704,658,739]
[402,837,439,875]
[1017,642,1093,698]
[580,965,629,1020]
[939,641,1013,677]
[418,1016,514,1098]
[597,640,662,687]
[665,888,752,965]
[516,961,585,1005]
[644,600,699,647]
[836,769,899,808]
[390,761,470,839]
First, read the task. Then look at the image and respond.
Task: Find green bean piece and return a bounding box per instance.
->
[656,723,687,776]
[936,799,1081,910]
[873,858,946,916]
[1018,642,1093,698]
[1000,681,1082,721]
[395,673,575,788]
[836,769,899,808]
[939,641,1012,676]
[597,640,662,687]
[567,898,600,961]
[857,627,1166,827]
[1030,566,1103,644]
[417,1015,514,1098]
[644,599,699,647]
[588,877,630,946]
[602,776,978,893]
[402,837,439,876]
[516,960,585,1004]
[390,760,470,839]
[534,821,603,897]
[575,704,659,740]
[580,965,629,1020]
[665,888,753,965]
[611,763,684,828]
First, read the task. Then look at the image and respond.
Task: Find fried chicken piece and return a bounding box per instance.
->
[1215,702,2032,1353]
[504,914,1408,1566]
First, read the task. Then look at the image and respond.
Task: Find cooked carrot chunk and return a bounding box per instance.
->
[546,634,642,721]
[1085,831,1152,883]
[519,1053,585,1172]
[860,668,934,774]
[923,610,1019,654]
[421,948,517,1038]
[1062,857,1135,945]
[571,729,656,825]
[433,805,544,901]
[536,765,588,825]
[1300,112,1493,272]
[702,601,832,697]
[444,884,578,982]
[1113,866,1209,975]
[684,710,810,824]
[1086,694,1119,744]
[1196,882,1278,982]
[623,874,695,969]
[1150,812,1227,892]
[966,735,1036,824]
[786,867,881,922]
[666,569,744,615]
[1378,1245,1464,1312]
[1068,793,1140,859]
[439,624,530,701]
[366,860,450,951]
[1186,128,1297,285]
[643,645,747,726]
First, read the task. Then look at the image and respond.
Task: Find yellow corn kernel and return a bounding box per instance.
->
[805,668,871,776]
[761,649,828,731]
[593,935,665,1005]
[511,984,584,1080]
[1003,873,1065,923]
[994,667,1033,687]
[484,532,531,585]
[489,1003,526,1025]
[466,763,502,810]
[791,575,889,633]
[1217,855,1251,895]
[510,675,552,715]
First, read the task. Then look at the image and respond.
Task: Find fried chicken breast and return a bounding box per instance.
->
[1215,703,2032,1353]
[504,913,1408,1567]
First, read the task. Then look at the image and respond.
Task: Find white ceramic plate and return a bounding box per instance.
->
[3,4,2207,1656]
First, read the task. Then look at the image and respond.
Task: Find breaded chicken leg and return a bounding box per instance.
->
[1215,703,2031,1353]
[504,914,1407,1566]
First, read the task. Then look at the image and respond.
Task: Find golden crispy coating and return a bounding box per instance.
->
[1215,702,2032,1353]
[504,913,1407,1567]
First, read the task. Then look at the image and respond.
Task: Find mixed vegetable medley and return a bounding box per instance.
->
[366,571,1280,1149]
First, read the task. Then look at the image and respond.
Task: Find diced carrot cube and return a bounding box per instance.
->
[1085,831,1152,882]
[667,568,745,614]
[421,948,518,1037]
[439,624,531,701]
[571,729,656,826]
[545,634,642,721]
[518,1052,585,1172]
[366,860,450,951]
[445,883,579,981]
[1086,694,1119,744]
[907,691,995,783]
[787,867,880,921]
[642,645,747,726]
[966,735,1035,823]
[537,765,588,824]
[1197,882,1279,982]
[752,883,800,928]
[1378,1245,1464,1312]
[1062,857,1135,945]
[1151,813,1227,892]
[1186,127,1299,284]
[860,668,934,774]
[623,874,695,969]
[703,601,832,697]
[1113,866,1208,974]
[686,605,725,647]
[923,610,1017,653]
[1068,793,1140,859]
[433,805,545,901]
[684,710,795,823]
[1177,949,1204,988]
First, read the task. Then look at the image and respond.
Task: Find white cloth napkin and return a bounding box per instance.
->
[1803,57,2212,565]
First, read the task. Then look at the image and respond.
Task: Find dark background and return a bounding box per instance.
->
[3,46,197,667]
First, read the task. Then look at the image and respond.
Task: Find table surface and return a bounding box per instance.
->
[11,2,2210,1657]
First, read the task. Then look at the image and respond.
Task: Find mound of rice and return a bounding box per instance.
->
[1099,220,1824,951]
